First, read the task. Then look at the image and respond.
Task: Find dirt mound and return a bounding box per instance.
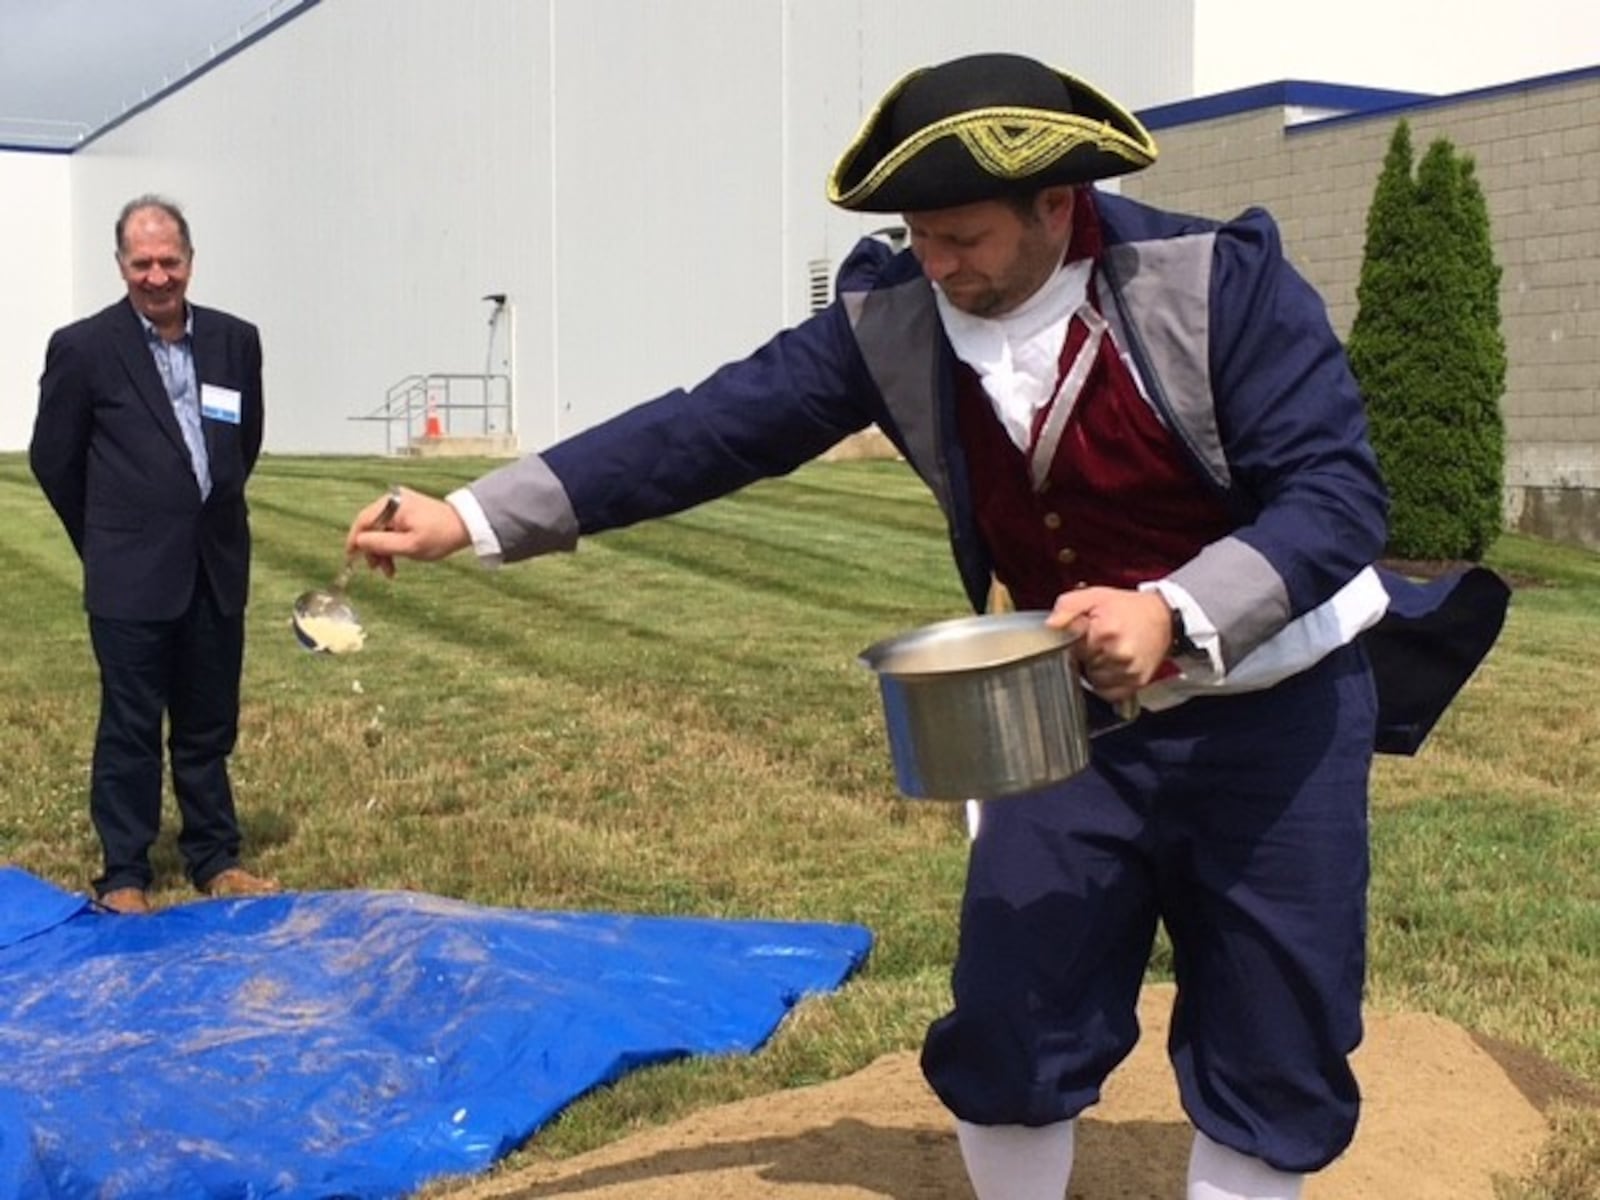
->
[447,985,1559,1199]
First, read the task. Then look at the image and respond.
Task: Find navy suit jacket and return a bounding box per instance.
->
[30,298,264,621]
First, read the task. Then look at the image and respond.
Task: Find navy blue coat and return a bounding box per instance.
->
[473,191,1507,754]
[30,298,264,621]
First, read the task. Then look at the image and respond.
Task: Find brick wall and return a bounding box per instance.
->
[1123,72,1600,550]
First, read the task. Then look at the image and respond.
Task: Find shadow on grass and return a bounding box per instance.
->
[1471,1033,1600,1113]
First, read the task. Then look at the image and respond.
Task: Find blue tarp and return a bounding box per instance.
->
[0,867,873,1199]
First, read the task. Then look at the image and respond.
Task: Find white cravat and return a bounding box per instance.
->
[934,258,1092,458]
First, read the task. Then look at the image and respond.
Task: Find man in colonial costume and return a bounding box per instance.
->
[345,53,1506,1199]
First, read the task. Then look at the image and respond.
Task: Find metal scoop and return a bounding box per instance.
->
[291,486,401,654]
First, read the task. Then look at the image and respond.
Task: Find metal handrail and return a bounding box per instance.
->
[350,372,513,455]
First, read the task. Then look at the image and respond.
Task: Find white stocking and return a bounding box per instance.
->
[955,1118,1076,1200]
[1187,1130,1305,1200]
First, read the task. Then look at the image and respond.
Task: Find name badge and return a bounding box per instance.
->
[201,383,243,425]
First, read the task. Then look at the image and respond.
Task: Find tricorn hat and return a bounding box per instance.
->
[827,53,1157,213]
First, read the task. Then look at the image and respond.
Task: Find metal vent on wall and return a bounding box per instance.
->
[807,260,832,314]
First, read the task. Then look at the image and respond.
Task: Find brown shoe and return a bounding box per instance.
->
[99,887,152,915]
[201,867,281,898]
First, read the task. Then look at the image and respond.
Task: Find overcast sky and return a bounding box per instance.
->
[2,0,1598,150]
[1194,0,1600,96]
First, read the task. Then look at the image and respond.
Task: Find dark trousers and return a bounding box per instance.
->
[88,577,245,893]
[921,644,1377,1173]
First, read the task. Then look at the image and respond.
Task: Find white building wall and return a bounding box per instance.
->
[26,0,1193,456]
[787,0,1194,319]
[546,0,784,435]
[67,0,548,454]
[0,152,72,451]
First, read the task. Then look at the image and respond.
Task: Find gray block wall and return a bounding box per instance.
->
[1123,72,1600,552]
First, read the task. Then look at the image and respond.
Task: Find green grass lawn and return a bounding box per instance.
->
[1,453,1595,1197]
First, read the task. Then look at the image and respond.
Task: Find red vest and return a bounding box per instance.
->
[955,269,1234,611]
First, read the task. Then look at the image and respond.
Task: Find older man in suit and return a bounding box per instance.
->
[30,194,278,914]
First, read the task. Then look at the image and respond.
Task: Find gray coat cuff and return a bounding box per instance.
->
[467,454,581,562]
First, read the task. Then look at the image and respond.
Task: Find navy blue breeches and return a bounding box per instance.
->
[920,643,1377,1173]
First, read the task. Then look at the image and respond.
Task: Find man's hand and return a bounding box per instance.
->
[345,487,471,577]
[1047,586,1173,702]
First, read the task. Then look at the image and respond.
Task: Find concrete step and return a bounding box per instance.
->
[403,434,520,458]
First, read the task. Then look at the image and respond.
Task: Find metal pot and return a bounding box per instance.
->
[858,610,1094,801]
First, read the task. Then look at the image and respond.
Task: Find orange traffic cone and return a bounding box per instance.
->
[424,406,443,438]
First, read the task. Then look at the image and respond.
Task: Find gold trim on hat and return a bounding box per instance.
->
[959,109,1143,177]
[830,107,1154,209]
[826,64,1159,211]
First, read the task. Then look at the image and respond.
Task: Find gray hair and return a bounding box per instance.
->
[115,194,193,258]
